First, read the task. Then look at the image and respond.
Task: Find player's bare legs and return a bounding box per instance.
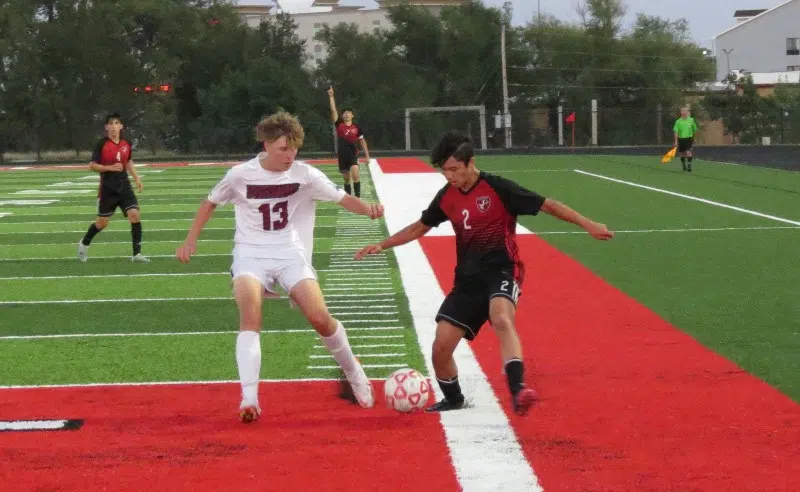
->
[290,278,374,408]
[489,297,537,416]
[341,169,352,195]
[350,163,361,197]
[233,275,264,422]
[426,320,467,412]
[126,208,148,263]
[77,215,110,262]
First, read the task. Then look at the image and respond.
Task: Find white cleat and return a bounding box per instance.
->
[345,363,375,408]
[131,253,150,263]
[77,242,89,263]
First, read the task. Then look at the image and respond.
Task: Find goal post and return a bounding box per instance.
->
[404,105,487,151]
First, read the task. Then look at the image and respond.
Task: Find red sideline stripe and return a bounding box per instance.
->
[420,234,800,491]
[0,382,459,491]
[377,157,436,173]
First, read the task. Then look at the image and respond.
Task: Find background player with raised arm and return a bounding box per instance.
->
[328,86,370,197]
[177,112,383,422]
[355,132,613,415]
[78,113,148,263]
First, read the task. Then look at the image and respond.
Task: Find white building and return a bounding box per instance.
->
[714,0,800,81]
[234,1,465,65]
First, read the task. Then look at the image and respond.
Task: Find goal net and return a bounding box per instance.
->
[404,106,487,151]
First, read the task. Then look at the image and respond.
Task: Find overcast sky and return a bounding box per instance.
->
[236,0,787,48]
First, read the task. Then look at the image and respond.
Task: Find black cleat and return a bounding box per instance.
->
[425,398,467,413]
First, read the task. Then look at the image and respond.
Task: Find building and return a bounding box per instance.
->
[714,0,800,80]
[234,1,465,65]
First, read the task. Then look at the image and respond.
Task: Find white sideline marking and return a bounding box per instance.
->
[0,419,75,431]
[0,200,58,205]
[312,344,404,349]
[307,364,405,370]
[574,169,800,226]
[0,213,12,218]
[0,326,405,340]
[308,353,406,359]
[532,225,800,235]
[0,377,379,390]
[370,161,542,491]
[0,272,229,281]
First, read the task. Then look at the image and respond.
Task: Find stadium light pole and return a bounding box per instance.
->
[500,2,512,148]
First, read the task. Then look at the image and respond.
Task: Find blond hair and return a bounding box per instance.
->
[255,111,305,148]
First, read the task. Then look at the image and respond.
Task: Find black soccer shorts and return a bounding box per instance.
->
[435,270,521,340]
[97,186,139,217]
[677,137,694,153]
[337,147,358,173]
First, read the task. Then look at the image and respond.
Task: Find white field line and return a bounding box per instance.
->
[0,326,405,340]
[574,169,800,226]
[0,377,384,391]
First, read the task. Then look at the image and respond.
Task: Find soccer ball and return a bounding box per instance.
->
[384,368,431,413]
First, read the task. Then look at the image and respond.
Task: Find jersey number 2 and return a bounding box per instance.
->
[258,201,288,231]
[462,209,472,230]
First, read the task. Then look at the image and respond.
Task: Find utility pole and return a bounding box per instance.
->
[500,2,512,148]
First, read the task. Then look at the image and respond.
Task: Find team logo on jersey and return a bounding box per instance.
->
[476,196,491,212]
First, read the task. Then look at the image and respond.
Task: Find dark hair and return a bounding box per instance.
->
[105,112,122,124]
[341,107,354,115]
[431,131,474,168]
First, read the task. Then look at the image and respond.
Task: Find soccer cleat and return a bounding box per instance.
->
[425,398,467,413]
[77,243,89,263]
[238,403,261,423]
[512,387,538,416]
[131,253,150,263]
[344,363,374,408]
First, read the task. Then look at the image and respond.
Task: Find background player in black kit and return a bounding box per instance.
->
[355,132,614,415]
[328,86,370,197]
[77,113,149,263]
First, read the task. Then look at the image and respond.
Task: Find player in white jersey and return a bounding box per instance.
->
[176,112,383,422]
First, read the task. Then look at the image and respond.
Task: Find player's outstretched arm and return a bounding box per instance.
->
[176,200,217,263]
[338,194,383,219]
[540,198,614,240]
[327,86,338,123]
[354,220,431,259]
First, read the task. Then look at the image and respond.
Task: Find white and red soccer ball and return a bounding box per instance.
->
[384,368,432,413]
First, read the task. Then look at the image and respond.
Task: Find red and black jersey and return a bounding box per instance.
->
[420,172,546,284]
[335,117,363,156]
[92,137,132,191]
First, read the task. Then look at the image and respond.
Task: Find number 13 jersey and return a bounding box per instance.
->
[208,156,346,260]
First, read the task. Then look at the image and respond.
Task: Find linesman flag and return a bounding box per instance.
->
[661,146,677,163]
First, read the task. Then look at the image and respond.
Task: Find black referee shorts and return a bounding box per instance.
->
[677,137,694,153]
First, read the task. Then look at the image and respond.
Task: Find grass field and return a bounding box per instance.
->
[0,154,798,490]
[0,156,797,396]
[0,164,425,386]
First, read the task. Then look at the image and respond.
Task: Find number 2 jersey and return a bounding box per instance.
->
[208,156,346,261]
[420,172,546,284]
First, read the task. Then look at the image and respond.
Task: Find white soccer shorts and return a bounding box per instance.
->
[230,251,316,295]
